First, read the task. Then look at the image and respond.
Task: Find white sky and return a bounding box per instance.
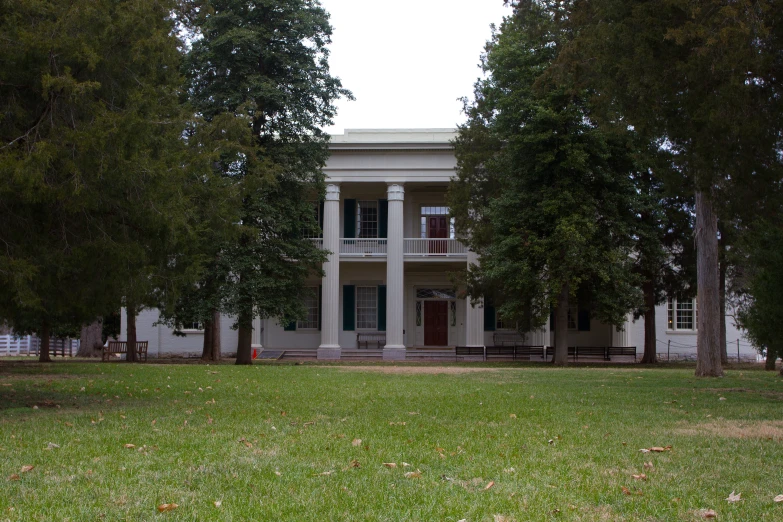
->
[319,0,510,134]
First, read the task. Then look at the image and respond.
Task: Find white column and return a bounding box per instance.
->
[252,316,263,350]
[611,314,632,347]
[384,183,406,360]
[318,184,342,359]
[465,250,485,347]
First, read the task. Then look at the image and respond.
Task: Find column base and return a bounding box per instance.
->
[317,346,342,360]
[383,346,407,361]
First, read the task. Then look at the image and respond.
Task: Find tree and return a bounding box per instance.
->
[185,0,351,364]
[0,0,190,362]
[449,0,643,365]
[560,0,783,376]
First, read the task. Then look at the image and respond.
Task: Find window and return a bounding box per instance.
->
[302,202,322,239]
[356,286,377,329]
[496,313,512,330]
[567,305,578,330]
[186,321,203,331]
[357,200,378,238]
[297,287,319,329]
[668,298,697,331]
[420,206,456,239]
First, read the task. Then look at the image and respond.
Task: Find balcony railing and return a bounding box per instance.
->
[308,238,324,250]
[340,238,388,256]
[404,238,468,257]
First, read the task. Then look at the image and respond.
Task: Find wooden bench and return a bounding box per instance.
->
[455,346,485,361]
[607,346,637,361]
[356,333,385,349]
[486,345,546,360]
[102,341,149,362]
[492,332,526,346]
[570,346,609,361]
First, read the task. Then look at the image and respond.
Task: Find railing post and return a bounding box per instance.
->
[667,340,671,361]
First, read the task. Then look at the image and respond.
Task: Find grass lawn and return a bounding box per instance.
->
[1,361,782,521]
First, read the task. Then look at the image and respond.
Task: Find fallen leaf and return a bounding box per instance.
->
[621,486,631,495]
[46,442,60,450]
[402,462,411,467]
[649,446,671,452]
[509,414,517,419]
[383,463,397,468]
[318,471,334,476]
[493,515,512,522]
[719,397,726,401]
[351,438,362,447]
[8,474,20,481]
[632,474,648,481]
[20,466,33,473]
[124,444,135,449]
[274,471,281,476]
[404,469,422,478]
[726,491,742,503]
[643,462,654,469]
[702,509,717,518]
[484,481,495,490]
[348,459,360,468]
[213,500,222,508]
[157,503,178,512]
[774,494,783,503]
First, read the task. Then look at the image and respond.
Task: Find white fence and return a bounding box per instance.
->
[340,238,388,256]
[0,335,79,357]
[404,238,468,257]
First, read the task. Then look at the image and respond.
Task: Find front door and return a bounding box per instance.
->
[424,301,449,346]
[428,216,448,254]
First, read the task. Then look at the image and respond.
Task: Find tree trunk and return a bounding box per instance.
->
[201,319,213,361]
[211,309,221,360]
[126,302,138,363]
[719,248,728,365]
[552,283,569,366]
[640,281,657,364]
[694,191,723,377]
[77,319,104,357]
[38,321,51,363]
[235,307,253,365]
[765,349,777,370]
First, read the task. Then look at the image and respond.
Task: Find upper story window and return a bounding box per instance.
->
[420,206,455,239]
[668,298,697,331]
[357,200,378,238]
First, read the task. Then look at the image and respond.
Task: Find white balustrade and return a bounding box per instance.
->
[340,238,388,256]
[308,238,324,250]
[404,238,468,257]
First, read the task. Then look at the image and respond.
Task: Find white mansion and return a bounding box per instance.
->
[123,129,754,361]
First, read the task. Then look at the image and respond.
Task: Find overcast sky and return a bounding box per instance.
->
[319,0,510,135]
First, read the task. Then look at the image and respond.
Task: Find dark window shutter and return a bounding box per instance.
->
[578,309,590,331]
[319,201,325,237]
[549,306,555,330]
[343,199,356,238]
[484,303,496,331]
[378,199,388,239]
[284,320,297,331]
[343,285,355,331]
[377,285,386,331]
[318,285,322,331]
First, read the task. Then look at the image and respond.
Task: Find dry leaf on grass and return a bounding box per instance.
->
[20,466,33,473]
[8,474,20,481]
[632,474,648,481]
[640,445,671,453]
[318,471,334,476]
[157,503,178,512]
[46,442,60,450]
[484,481,495,490]
[621,486,631,495]
[213,500,222,508]
[726,491,742,503]
[404,469,422,478]
[383,463,397,468]
[701,508,717,518]
[643,462,654,469]
[774,494,783,503]
[274,471,281,476]
[509,414,517,419]
[124,444,135,449]
[351,438,362,446]
[347,459,360,469]
[494,515,513,522]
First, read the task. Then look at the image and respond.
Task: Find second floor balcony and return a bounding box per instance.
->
[308,238,468,260]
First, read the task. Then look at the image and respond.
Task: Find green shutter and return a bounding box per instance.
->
[577,309,591,331]
[284,320,297,331]
[484,303,496,331]
[378,199,388,238]
[343,199,356,238]
[319,201,325,237]
[343,285,355,331]
[318,285,322,331]
[377,285,386,331]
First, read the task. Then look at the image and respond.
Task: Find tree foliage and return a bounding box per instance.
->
[449,0,643,365]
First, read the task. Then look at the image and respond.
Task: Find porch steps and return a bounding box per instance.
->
[279,350,317,360]
[406,349,458,361]
[341,349,383,360]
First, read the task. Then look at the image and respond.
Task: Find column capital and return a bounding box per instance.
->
[387,183,405,201]
[325,183,341,201]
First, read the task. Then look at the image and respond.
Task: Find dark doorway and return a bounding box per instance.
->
[424,301,449,346]
[428,216,448,254]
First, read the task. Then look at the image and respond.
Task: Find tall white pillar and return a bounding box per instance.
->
[384,183,406,360]
[252,316,263,350]
[465,250,485,347]
[318,184,341,360]
[611,314,632,347]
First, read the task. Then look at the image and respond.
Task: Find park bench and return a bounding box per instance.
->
[356,333,386,349]
[607,346,637,361]
[569,346,609,361]
[102,341,149,362]
[455,346,485,361]
[485,345,546,361]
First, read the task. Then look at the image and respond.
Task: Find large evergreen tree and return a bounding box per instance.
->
[0,0,189,361]
[449,0,642,365]
[185,0,351,364]
[560,0,783,376]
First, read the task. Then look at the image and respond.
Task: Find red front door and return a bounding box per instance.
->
[428,216,448,254]
[424,301,449,346]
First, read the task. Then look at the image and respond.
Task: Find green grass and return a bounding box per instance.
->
[1,361,782,521]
